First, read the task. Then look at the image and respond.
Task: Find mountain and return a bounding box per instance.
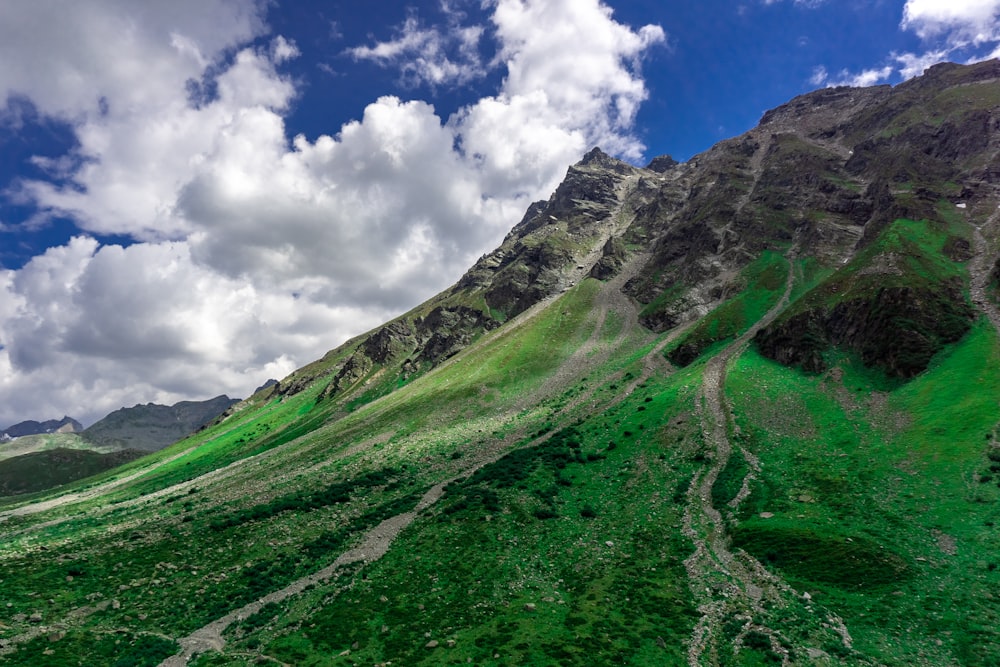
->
[2,60,1000,666]
[0,416,82,441]
[81,395,241,452]
[0,396,240,499]
[0,448,146,497]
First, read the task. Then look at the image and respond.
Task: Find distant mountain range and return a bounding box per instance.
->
[0,416,82,441]
[0,395,240,496]
[80,395,240,452]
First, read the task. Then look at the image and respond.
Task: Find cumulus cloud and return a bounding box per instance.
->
[902,0,1000,44]
[891,0,1000,79]
[467,0,665,164]
[0,0,663,425]
[895,48,952,78]
[0,0,267,119]
[0,237,381,424]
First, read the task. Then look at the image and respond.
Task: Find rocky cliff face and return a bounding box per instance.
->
[9,60,1000,667]
[263,59,1000,408]
[270,146,658,406]
[624,60,1000,377]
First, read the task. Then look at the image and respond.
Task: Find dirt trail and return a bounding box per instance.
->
[681,253,855,666]
[159,481,448,666]
[969,206,1000,334]
[156,374,613,667]
[522,250,651,410]
[157,187,660,665]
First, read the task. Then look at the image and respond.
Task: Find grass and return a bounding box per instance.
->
[666,250,788,366]
[0,448,145,496]
[2,194,999,667]
[257,368,703,667]
[756,218,975,377]
[727,318,1000,665]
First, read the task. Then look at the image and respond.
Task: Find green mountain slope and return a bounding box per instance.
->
[3,60,1000,666]
[0,448,146,497]
[0,396,241,499]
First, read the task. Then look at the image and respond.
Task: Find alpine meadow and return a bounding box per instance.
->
[5,59,1000,666]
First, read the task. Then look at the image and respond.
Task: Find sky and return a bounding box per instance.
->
[1,0,999,427]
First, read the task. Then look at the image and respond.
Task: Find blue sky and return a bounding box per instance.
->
[0,0,998,426]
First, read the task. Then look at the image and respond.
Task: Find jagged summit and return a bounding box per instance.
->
[248,59,1000,414]
[576,146,635,174]
[645,154,679,172]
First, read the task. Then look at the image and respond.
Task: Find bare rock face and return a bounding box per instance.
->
[755,283,974,377]
[277,148,651,405]
[624,60,999,375]
[415,306,499,365]
[361,321,415,365]
[646,155,679,173]
[589,237,628,280]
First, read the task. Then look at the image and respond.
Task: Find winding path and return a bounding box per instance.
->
[159,482,448,666]
[155,178,661,664]
[969,206,1000,335]
[681,253,854,665]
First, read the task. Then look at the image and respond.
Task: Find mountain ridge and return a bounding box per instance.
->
[0,416,82,441]
[0,396,240,498]
[1,60,1000,666]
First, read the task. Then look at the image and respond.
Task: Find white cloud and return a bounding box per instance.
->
[0,0,266,119]
[895,48,952,78]
[846,66,894,87]
[902,0,1000,44]
[808,0,1000,90]
[347,15,486,87]
[809,65,829,86]
[808,64,893,88]
[0,0,664,426]
[271,36,300,63]
[0,237,387,425]
[478,0,665,162]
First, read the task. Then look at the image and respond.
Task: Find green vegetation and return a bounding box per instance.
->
[727,319,1000,665]
[0,448,144,496]
[4,63,1000,667]
[756,218,975,377]
[667,250,788,366]
[3,631,177,667]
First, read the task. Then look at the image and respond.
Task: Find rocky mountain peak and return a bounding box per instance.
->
[646,154,679,173]
[576,146,632,173]
[81,395,239,451]
[259,59,1000,414]
[1,416,83,439]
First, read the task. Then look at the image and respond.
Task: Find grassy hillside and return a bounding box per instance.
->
[2,222,998,664]
[0,448,145,497]
[4,61,1000,666]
